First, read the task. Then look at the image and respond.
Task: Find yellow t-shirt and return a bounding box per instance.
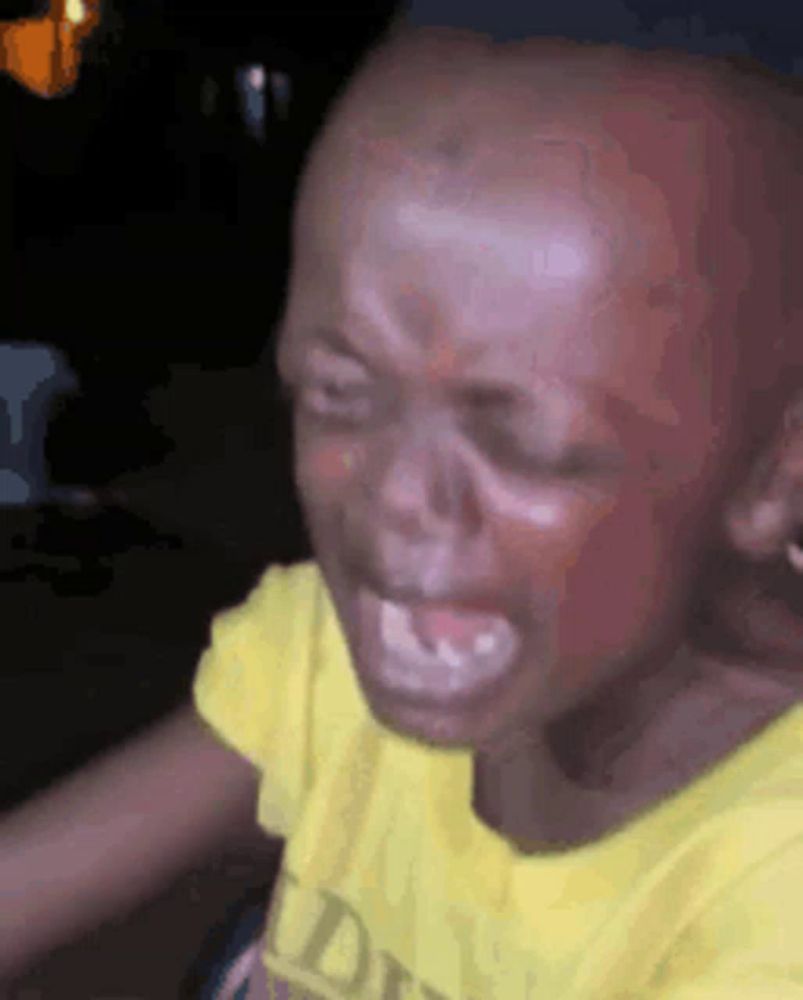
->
[194,561,803,1000]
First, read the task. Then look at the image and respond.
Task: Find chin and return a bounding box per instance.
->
[367,693,484,749]
[358,674,514,751]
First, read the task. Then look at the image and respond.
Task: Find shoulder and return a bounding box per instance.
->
[210,560,326,640]
[571,732,803,997]
[243,560,325,613]
[643,828,803,997]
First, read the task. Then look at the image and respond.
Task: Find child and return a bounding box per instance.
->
[4,20,803,1000]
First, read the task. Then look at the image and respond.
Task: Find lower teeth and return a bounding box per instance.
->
[434,639,465,668]
[380,600,503,666]
[380,600,424,657]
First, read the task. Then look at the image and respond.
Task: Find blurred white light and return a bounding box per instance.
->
[235,64,266,143]
[247,65,266,92]
[65,0,87,25]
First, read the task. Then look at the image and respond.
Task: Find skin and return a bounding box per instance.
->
[275,28,803,851]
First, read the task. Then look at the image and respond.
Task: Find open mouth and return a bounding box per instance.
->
[356,588,522,705]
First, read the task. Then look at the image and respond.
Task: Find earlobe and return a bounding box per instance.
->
[786,539,803,573]
[724,404,803,562]
[725,494,790,561]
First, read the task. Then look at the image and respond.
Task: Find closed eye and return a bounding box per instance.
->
[467,415,621,480]
[549,446,622,478]
[285,375,376,425]
[459,388,622,479]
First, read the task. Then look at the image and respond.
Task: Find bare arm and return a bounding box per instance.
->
[0,700,264,980]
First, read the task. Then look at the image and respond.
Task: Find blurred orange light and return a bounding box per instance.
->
[0,0,101,98]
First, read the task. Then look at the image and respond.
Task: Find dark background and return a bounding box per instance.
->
[5,0,399,805]
[3,5,398,995]
[3,1,803,995]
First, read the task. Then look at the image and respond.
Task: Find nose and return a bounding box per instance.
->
[371,419,477,543]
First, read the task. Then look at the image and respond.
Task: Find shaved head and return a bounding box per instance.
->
[297,25,803,466]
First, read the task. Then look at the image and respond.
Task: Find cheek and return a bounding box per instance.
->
[296,436,360,504]
[561,501,664,626]
[492,486,674,654]
[489,486,615,592]
[552,495,685,697]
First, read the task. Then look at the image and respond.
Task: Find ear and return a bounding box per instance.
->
[724,392,803,562]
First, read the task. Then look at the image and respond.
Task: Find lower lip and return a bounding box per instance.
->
[355,588,522,708]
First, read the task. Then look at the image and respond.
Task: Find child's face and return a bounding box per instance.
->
[278,44,762,751]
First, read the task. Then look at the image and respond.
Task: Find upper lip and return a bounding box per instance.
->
[350,560,506,614]
[364,582,505,617]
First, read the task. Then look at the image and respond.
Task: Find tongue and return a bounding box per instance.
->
[408,606,497,652]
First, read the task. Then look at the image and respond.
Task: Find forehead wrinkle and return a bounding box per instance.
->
[318,96,701,318]
[296,31,803,445]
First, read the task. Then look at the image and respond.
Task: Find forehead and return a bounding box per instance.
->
[285,38,787,430]
[296,33,762,273]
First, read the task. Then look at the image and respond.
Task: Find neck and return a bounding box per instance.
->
[472,646,794,853]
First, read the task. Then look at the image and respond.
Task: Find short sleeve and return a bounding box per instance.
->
[650,833,803,998]
[193,561,326,838]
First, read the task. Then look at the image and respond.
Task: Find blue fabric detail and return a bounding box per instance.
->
[195,898,265,999]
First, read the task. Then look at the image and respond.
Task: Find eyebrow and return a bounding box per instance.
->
[313,326,372,362]
[277,325,374,378]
